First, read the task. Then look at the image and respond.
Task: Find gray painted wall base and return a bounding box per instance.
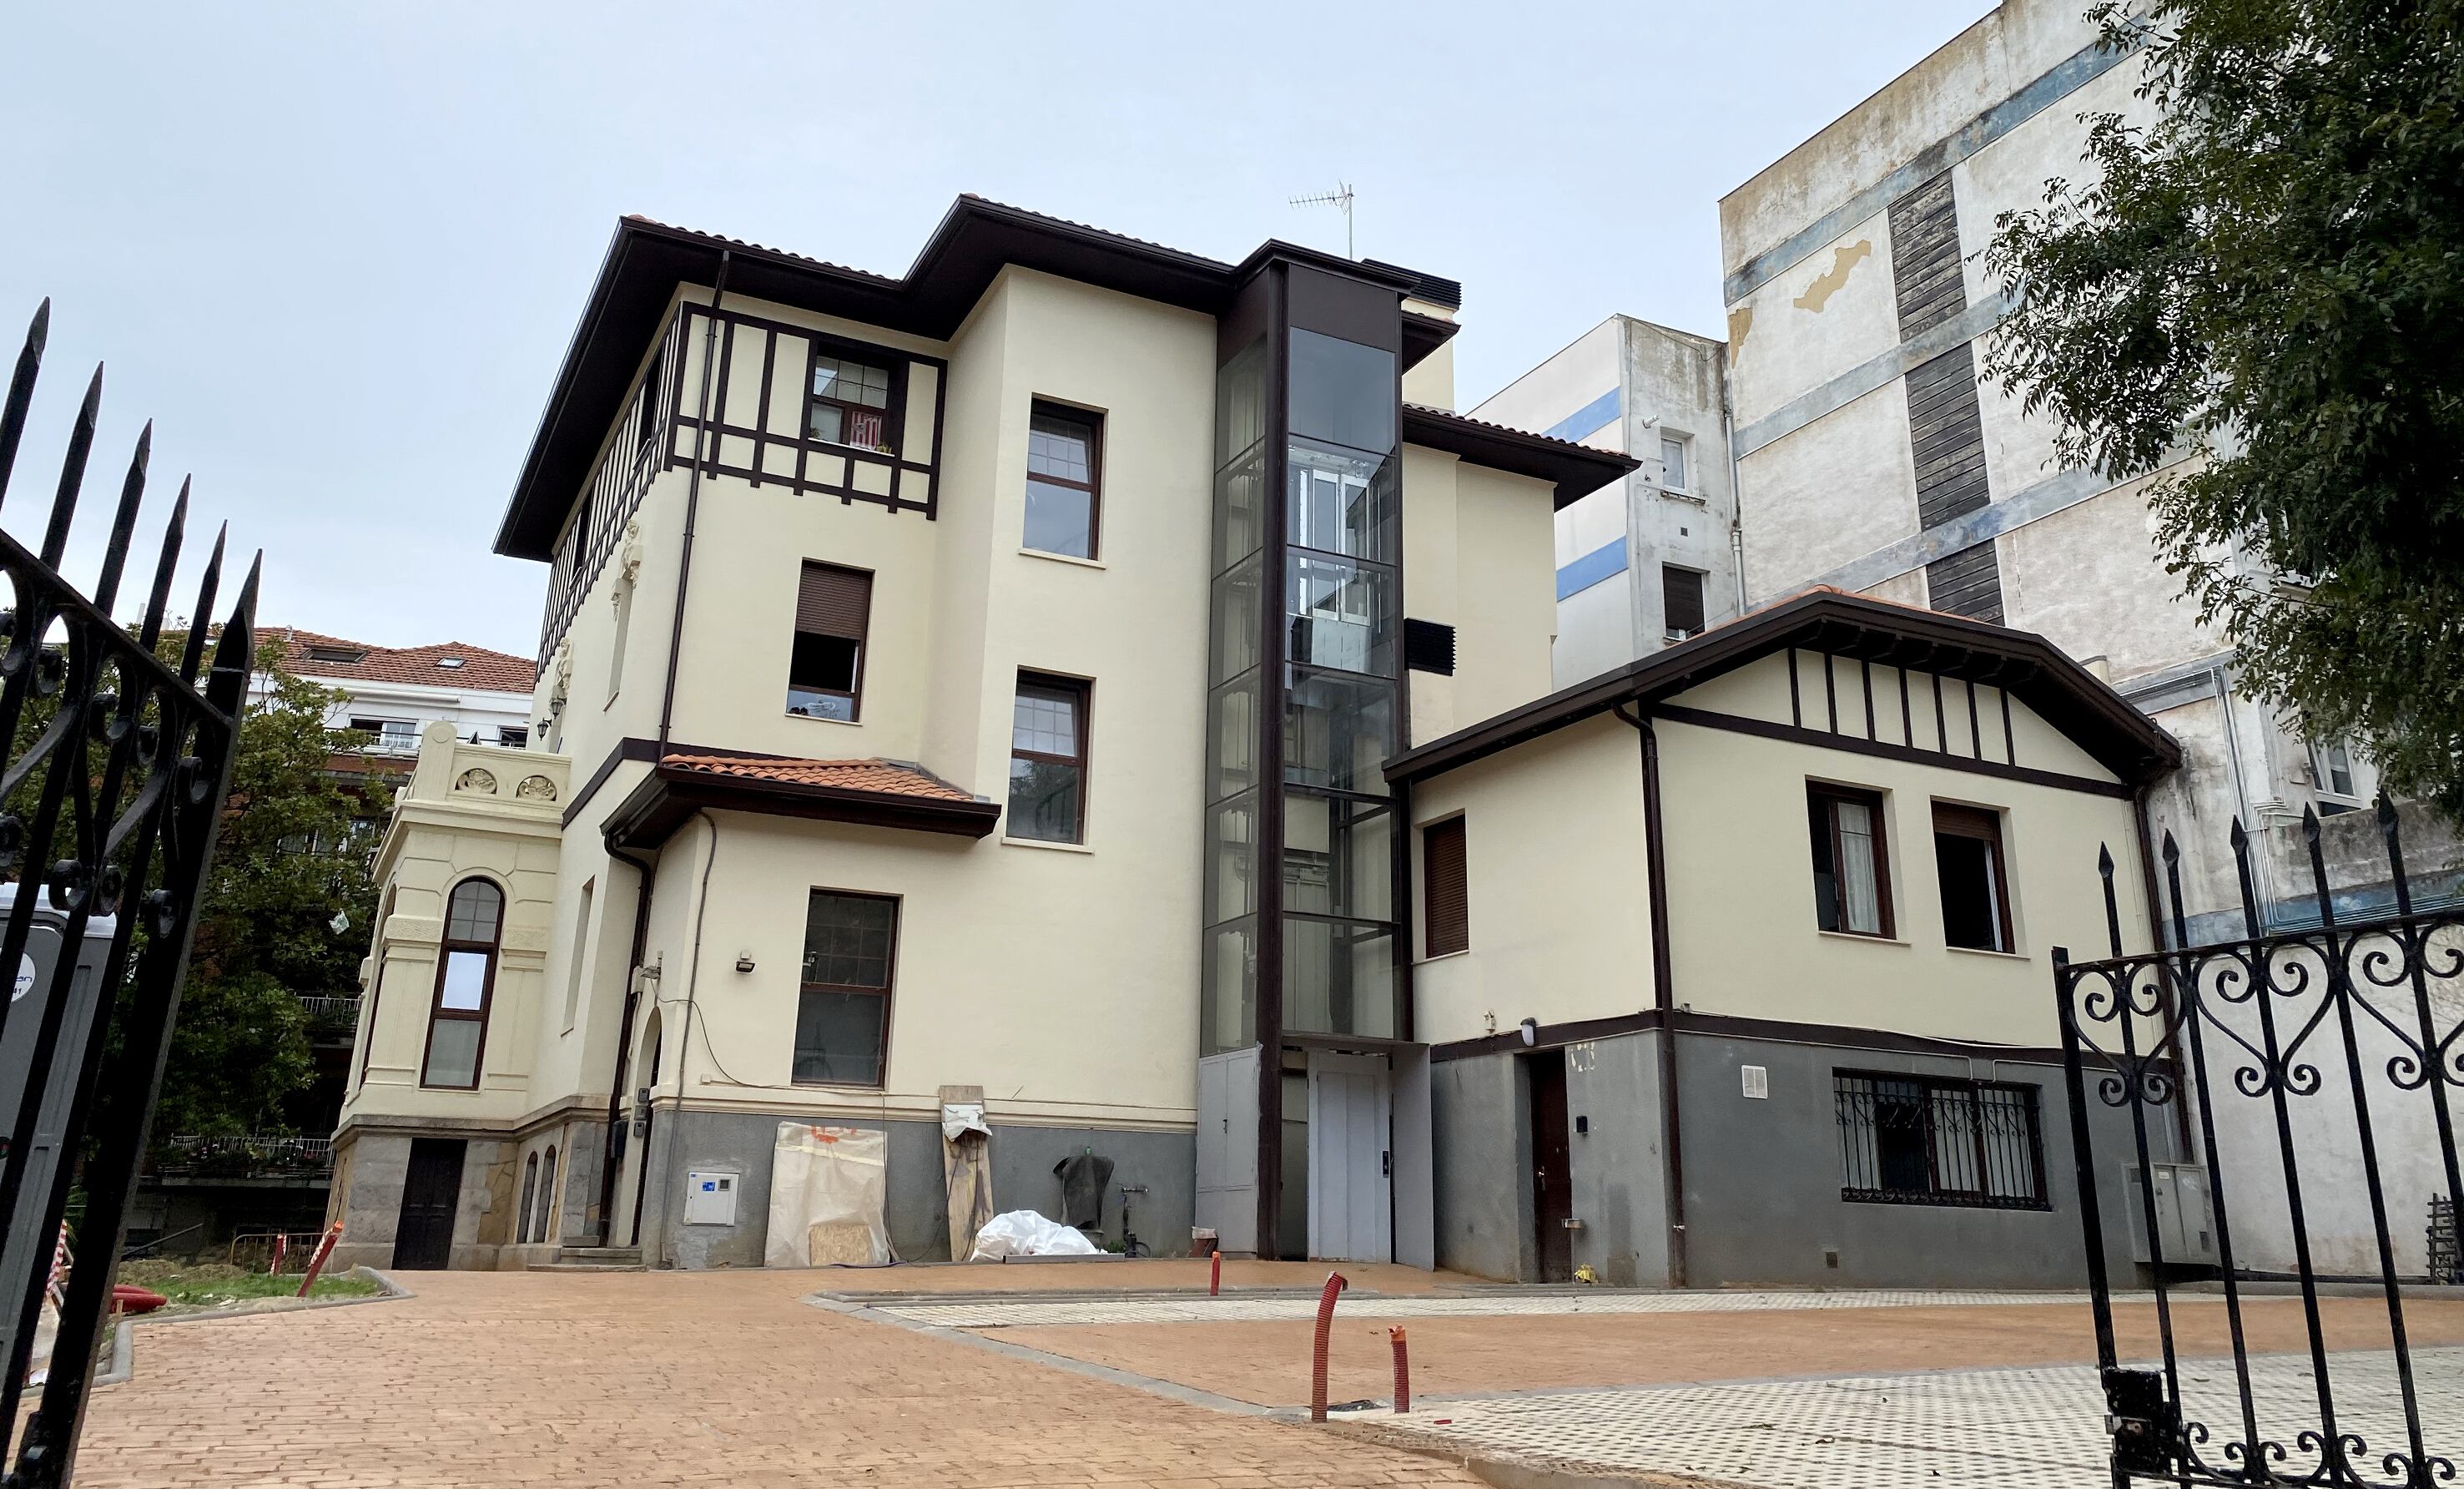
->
[638,1109,1197,1269]
[1434,1027,2159,1289]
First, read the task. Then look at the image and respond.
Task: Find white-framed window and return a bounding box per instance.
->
[1660,433,1691,493]
[2310,738,2361,806]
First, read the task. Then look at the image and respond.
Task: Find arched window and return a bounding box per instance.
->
[421,878,504,1089]
[517,1152,539,1244]
[535,1146,558,1244]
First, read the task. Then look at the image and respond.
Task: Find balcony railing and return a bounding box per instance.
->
[295,994,361,1036]
[158,1134,334,1179]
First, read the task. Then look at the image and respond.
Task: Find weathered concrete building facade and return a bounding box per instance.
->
[1471,317,1738,689]
[1716,0,2461,1280]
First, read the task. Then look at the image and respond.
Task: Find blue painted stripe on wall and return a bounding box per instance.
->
[1724,38,2131,305]
[1556,538,1629,601]
[1542,388,1621,445]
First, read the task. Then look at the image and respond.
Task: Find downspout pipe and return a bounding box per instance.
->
[592,249,730,1245]
[1613,702,1687,1287]
[593,840,655,1246]
[2131,780,2198,1160]
[657,249,732,756]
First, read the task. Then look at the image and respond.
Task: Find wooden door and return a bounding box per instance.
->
[391,1138,466,1270]
[1528,1050,1573,1282]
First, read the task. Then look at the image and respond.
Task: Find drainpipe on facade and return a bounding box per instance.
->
[2130,782,2198,1160]
[593,841,656,1247]
[1613,702,1687,1287]
[659,811,723,1268]
[656,249,732,756]
[594,248,732,1247]
[1719,348,1747,620]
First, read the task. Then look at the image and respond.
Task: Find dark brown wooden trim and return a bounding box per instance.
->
[1897,664,1915,748]
[1966,679,1984,759]
[1822,650,1839,734]
[1651,704,2135,799]
[1786,648,1801,728]
[1932,670,1949,754]
[2000,687,2018,765]
[1860,659,1877,742]
[563,736,662,827]
[1432,1006,2089,1068]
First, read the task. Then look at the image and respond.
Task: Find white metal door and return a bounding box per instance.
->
[1308,1052,1392,1263]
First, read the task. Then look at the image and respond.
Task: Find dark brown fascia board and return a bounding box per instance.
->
[1385,589,2180,787]
[600,761,1002,850]
[498,204,1448,558]
[1400,405,1641,508]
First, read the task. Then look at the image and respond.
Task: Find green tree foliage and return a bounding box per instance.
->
[1983,0,2464,812]
[146,640,383,1143]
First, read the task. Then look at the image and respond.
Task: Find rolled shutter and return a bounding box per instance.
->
[798,563,872,640]
[1423,817,1469,957]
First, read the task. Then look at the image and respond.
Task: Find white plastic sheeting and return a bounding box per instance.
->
[765,1123,892,1269]
[967,1209,1101,1262]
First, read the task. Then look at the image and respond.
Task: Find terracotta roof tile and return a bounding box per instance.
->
[269,628,538,694]
[661,755,980,803]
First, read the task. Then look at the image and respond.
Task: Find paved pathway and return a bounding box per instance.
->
[79,1268,1479,1489]
[872,1287,2112,1328]
[1374,1347,2464,1489]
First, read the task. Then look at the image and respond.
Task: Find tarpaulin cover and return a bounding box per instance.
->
[765,1123,892,1268]
[968,1209,1101,1261]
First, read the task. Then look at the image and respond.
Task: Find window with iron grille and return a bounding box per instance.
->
[1833,1071,2048,1209]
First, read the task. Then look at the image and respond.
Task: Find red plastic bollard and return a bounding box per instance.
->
[268,1234,286,1277]
[1308,1270,1348,1422]
[1389,1326,1410,1414]
[1210,1249,1222,1296]
[294,1221,344,1299]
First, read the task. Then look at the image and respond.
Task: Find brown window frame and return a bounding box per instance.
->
[420,877,504,1090]
[793,888,901,1090]
[1422,815,1469,958]
[1662,564,1707,639]
[788,561,873,723]
[806,351,899,454]
[1932,801,2015,953]
[1807,785,1895,939]
[1023,400,1104,560]
[1006,672,1091,845]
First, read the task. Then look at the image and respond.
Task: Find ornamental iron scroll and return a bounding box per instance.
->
[2054,801,2461,1488]
[0,300,259,1486]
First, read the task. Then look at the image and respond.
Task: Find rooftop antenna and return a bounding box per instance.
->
[1290,182,1356,259]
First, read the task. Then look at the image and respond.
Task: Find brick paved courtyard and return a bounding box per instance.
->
[78,1267,1481,1489]
[76,1265,2464,1487]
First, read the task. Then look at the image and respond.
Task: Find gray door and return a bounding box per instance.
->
[1307,1052,1391,1263]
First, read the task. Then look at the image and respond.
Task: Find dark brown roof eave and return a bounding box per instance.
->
[1385,590,2181,787]
[601,762,1002,850]
[1401,405,1640,507]
[496,204,1449,560]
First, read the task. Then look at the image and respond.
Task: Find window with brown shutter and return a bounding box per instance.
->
[789,562,873,722]
[1422,816,1469,958]
[1932,801,2013,952]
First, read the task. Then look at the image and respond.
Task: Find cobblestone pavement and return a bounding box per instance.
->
[78,1268,1481,1489]
[1371,1346,2464,1489]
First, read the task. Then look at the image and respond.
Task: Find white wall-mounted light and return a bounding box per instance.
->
[1519,1017,1538,1047]
[733,954,756,974]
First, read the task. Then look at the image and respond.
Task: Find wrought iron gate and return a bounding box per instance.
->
[0,300,256,1486]
[2055,803,2461,1487]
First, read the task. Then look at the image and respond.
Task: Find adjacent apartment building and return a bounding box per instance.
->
[1469,317,1737,689]
[1714,0,2461,1279]
[325,194,2199,1292]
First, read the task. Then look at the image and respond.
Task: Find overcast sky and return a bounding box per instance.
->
[0,0,1992,657]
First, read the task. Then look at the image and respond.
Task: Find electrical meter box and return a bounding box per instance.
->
[683,1169,739,1226]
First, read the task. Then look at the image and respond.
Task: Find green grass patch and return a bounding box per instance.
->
[116,1259,380,1309]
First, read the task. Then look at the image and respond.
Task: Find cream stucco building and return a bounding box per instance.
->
[331,196,2195,1289]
